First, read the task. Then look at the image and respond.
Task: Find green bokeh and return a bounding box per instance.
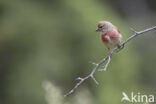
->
[0,0,155,104]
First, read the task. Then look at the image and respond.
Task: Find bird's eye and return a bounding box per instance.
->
[99,26,103,28]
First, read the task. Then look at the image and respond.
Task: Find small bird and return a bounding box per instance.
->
[96,21,122,50]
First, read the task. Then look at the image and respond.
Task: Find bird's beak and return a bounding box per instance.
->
[96,28,100,32]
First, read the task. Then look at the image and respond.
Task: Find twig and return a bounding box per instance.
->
[64,25,156,98]
[98,55,111,71]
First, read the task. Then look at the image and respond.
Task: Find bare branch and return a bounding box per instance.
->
[90,75,99,85]
[64,25,156,98]
[130,27,138,34]
[99,55,111,71]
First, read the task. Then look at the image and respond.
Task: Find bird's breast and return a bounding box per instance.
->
[101,34,109,43]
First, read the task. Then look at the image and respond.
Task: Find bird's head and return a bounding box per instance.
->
[96,21,113,33]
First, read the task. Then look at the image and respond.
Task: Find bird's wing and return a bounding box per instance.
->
[108,29,120,39]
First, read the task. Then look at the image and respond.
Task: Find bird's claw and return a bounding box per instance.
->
[116,44,124,52]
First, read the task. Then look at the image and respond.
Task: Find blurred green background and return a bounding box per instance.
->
[0,0,156,104]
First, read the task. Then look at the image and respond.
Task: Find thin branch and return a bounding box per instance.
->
[64,25,156,98]
[99,55,111,71]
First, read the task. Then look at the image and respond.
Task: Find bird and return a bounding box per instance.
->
[96,21,122,51]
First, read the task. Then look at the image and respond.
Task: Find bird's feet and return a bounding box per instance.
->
[116,44,124,52]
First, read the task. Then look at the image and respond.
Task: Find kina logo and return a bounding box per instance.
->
[121,92,154,103]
